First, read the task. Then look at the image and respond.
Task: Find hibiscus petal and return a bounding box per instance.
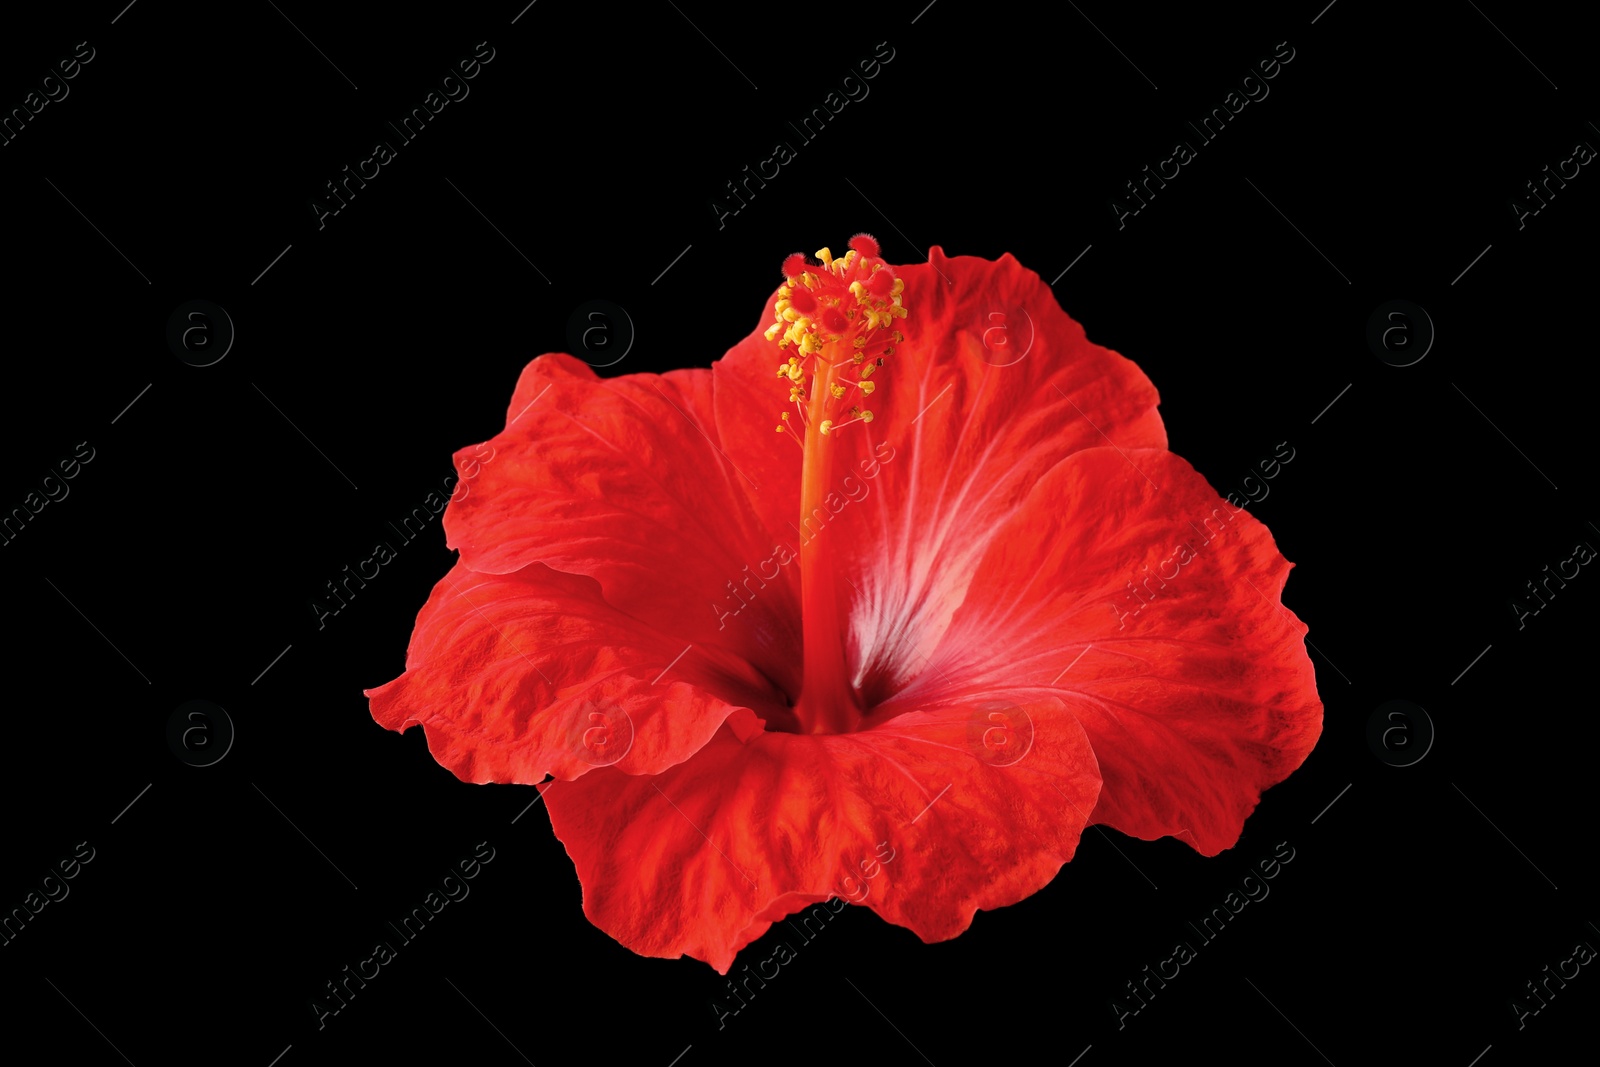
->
[443,354,802,698]
[365,561,790,781]
[713,248,1168,704]
[540,700,1101,973]
[905,446,1322,855]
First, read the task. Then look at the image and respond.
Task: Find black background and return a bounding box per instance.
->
[2,2,1595,1064]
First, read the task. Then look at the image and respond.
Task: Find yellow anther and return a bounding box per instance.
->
[767,238,910,449]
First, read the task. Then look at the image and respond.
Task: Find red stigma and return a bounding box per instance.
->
[848,233,880,258]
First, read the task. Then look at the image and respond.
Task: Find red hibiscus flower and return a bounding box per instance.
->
[366,235,1322,973]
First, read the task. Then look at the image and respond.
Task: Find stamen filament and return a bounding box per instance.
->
[765,234,909,734]
[792,340,862,733]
